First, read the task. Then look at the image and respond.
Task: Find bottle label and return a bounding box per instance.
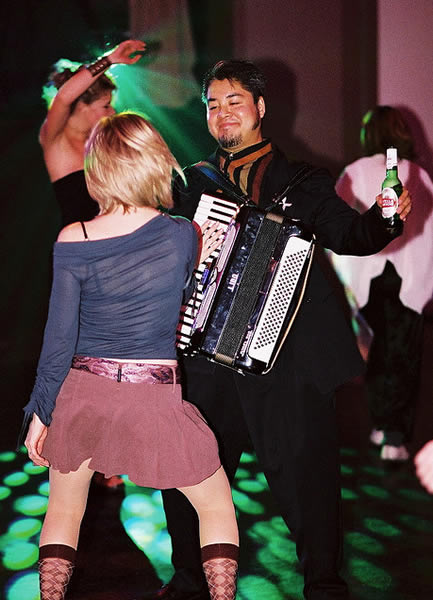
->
[381,187,398,218]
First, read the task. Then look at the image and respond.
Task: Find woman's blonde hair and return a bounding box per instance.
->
[84,111,184,213]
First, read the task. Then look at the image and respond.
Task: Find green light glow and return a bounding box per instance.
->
[247,520,278,543]
[5,571,39,600]
[341,488,359,500]
[360,484,390,500]
[269,516,287,535]
[237,479,268,493]
[398,514,433,532]
[268,537,297,563]
[361,465,385,476]
[23,462,47,476]
[363,518,401,537]
[13,495,48,517]
[345,531,384,555]
[239,452,255,464]
[8,519,42,540]
[256,472,268,486]
[238,574,284,599]
[232,489,265,515]
[121,493,162,519]
[348,557,393,589]
[341,464,354,475]
[38,482,50,497]
[0,452,17,463]
[234,468,250,479]
[3,472,30,487]
[0,486,12,500]
[2,542,38,570]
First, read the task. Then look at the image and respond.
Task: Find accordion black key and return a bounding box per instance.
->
[184,203,315,375]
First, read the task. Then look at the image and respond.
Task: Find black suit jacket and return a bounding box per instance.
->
[173,144,398,395]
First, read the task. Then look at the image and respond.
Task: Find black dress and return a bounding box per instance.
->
[52,170,99,227]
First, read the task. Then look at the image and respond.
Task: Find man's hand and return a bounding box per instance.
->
[108,40,146,65]
[376,187,412,222]
[24,413,50,468]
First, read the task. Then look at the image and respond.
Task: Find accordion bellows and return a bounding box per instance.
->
[178,195,315,375]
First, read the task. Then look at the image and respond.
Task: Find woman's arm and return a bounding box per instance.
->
[40,39,146,146]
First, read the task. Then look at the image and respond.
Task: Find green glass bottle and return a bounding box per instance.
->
[381,147,403,234]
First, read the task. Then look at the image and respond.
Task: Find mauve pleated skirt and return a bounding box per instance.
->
[42,368,221,489]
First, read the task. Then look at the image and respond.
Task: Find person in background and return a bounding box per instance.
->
[40,38,145,226]
[40,39,145,488]
[150,62,412,600]
[331,105,433,461]
[415,440,433,493]
[23,111,237,600]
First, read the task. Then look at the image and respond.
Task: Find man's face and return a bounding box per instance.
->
[206,78,265,152]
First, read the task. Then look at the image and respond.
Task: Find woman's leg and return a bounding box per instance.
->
[39,459,94,600]
[178,466,239,600]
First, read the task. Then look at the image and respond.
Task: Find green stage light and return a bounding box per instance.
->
[240,453,255,464]
[237,479,268,493]
[232,489,265,515]
[38,482,50,497]
[360,484,390,500]
[398,514,433,532]
[363,518,401,537]
[121,492,161,519]
[341,487,359,500]
[23,462,47,476]
[0,452,17,463]
[345,531,385,555]
[3,472,30,487]
[8,518,41,540]
[13,495,48,517]
[238,574,285,599]
[0,486,12,500]
[2,542,38,570]
[348,557,393,589]
[5,571,39,600]
[341,464,354,475]
[234,468,250,479]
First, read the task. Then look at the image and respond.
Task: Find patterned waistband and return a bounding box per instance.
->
[71,356,181,384]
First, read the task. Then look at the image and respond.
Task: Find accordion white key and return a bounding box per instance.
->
[178,196,315,375]
[176,192,239,350]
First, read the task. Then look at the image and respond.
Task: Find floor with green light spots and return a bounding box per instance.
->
[1,410,433,600]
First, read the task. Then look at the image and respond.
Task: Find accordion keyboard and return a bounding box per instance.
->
[176,193,239,349]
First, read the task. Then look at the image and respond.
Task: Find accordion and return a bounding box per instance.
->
[179,195,315,375]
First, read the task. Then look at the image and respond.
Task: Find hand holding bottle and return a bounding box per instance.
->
[376,187,412,221]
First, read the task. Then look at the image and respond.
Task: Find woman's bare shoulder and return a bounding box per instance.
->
[57,222,86,242]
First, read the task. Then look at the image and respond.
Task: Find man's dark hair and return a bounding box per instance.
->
[361,105,415,160]
[202,60,266,104]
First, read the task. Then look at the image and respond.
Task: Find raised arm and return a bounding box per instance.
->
[40,39,146,146]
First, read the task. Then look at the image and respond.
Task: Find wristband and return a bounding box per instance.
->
[87,56,111,77]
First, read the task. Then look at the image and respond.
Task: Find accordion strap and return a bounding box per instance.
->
[271,164,321,208]
[192,161,251,206]
[193,160,320,211]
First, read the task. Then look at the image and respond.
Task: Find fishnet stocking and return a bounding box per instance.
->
[39,556,74,600]
[203,557,238,600]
